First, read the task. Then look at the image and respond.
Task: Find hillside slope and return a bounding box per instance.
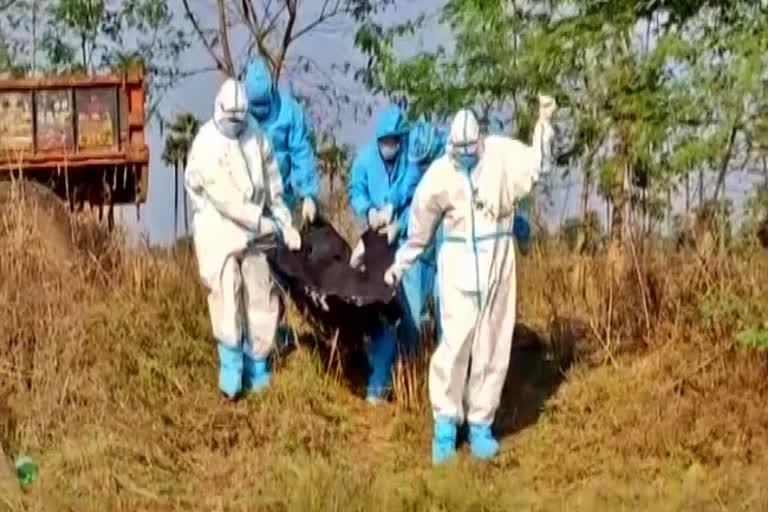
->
[2,197,768,511]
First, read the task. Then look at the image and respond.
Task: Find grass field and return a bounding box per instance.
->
[2,184,768,511]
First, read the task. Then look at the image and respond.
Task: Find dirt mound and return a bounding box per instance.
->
[0,180,74,266]
[759,215,768,248]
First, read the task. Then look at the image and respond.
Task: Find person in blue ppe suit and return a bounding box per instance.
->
[406,121,448,341]
[245,57,321,351]
[347,104,423,404]
[407,121,533,343]
[244,57,320,222]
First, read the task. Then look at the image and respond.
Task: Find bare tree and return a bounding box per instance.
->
[181,0,394,79]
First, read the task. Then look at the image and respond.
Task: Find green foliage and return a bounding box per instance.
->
[355,0,768,239]
[734,323,768,351]
[0,0,190,116]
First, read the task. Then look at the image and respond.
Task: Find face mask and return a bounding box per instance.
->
[216,117,245,139]
[249,101,271,120]
[379,142,400,162]
[457,152,478,172]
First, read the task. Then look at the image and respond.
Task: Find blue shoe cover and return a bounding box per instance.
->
[468,423,499,460]
[217,343,244,399]
[243,355,271,393]
[432,417,457,465]
[366,326,396,400]
[365,387,388,405]
[276,325,294,352]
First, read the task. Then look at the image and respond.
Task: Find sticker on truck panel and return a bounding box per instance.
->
[0,92,33,152]
[76,88,118,150]
[36,89,75,151]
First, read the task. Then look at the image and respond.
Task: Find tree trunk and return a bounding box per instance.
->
[580,164,591,221]
[183,185,189,236]
[611,176,626,242]
[216,0,235,76]
[713,125,738,201]
[80,33,87,69]
[174,164,179,240]
[667,187,672,236]
[610,132,629,243]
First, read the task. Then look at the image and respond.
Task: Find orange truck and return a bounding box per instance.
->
[0,66,149,215]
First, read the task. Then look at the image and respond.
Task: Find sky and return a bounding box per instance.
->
[114,0,761,245]
[118,0,448,245]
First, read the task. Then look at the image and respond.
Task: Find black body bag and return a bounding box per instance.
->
[264,217,400,337]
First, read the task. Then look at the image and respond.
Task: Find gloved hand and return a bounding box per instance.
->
[280,224,302,251]
[380,203,394,225]
[259,217,278,236]
[538,94,556,122]
[379,221,400,245]
[301,197,317,224]
[367,203,394,230]
[512,213,531,244]
[383,263,404,287]
[349,239,366,270]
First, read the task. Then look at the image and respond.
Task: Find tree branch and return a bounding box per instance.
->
[713,123,738,200]
[233,0,278,72]
[0,0,15,12]
[290,0,344,43]
[181,0,227,72]
[217,0,235,75]
[274,0,299,77]
[263,2,288,39]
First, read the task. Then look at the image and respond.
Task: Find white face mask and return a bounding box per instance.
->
[379,141,400,162]
[216,114,245,139]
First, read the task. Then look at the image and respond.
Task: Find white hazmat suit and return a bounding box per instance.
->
[385,96,555,463]
[185,78,301,399]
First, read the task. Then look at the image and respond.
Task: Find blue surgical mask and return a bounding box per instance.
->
[249,101,271,120]
[457,153,478,172]
[379,142,400,162]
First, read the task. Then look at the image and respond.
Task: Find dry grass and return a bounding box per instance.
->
[2,181,768,510]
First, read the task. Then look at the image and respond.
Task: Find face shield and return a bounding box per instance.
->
[452,142,480,172]
[214,79,248,139]
[448,109,481,173]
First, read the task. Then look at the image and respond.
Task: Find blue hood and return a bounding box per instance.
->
[375,105,408,140]
[407,121,447,164]
[244,58,279,122]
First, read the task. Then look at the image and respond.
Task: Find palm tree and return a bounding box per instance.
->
[161,136,183,240]
[162,113,200,239]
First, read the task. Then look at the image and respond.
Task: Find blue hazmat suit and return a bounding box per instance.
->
[406,121,448,341]
[244,58,319,210]
[348,105,423,400]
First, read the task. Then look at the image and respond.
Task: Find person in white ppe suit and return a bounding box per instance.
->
[185,78,302,400]
[384,96,556,464]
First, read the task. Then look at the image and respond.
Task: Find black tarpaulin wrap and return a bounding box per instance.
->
[265,217,400,331]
